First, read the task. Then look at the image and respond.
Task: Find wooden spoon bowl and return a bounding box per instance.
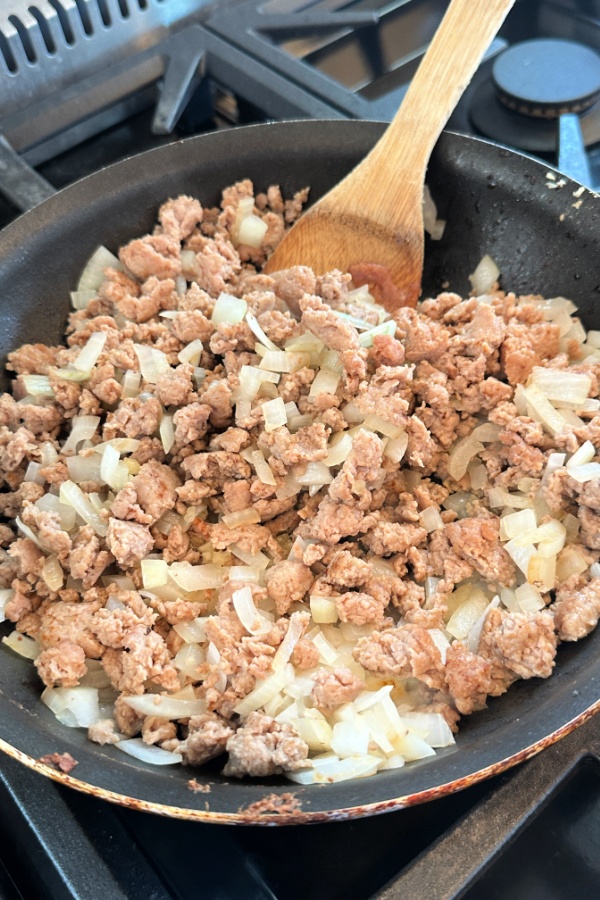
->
[264,0,517,311]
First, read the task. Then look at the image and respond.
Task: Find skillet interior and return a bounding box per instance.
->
[1,121,600,824]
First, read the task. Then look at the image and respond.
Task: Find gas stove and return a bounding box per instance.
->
[1,2,600,898]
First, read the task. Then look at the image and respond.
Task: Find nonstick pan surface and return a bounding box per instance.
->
[1,122,600,824]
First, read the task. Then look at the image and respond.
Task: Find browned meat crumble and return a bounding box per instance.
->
[2,181,600,784]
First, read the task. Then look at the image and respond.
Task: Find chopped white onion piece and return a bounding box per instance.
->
[309,367,340,398]
[35,494,77,531]
[159,414,175,454]
[174,643,205,679]
[22,375,54,397]
[333,311,372,331]
[66,454,102,485]
[42,685,101,727]
[499,508,537,541]
[2,631,41,660]
[251,449,277,486]
[262,396,287,432]
[77,245,122,292]
[59,480,107,535]
[294,461,333,486]
[324,433,353,467]
[331,718,370,758]
[173,618,206,644]
[53,366,91,383]
[133,344,170,384]
[556,545,590,582]
[42,555,64,591]
[419,506,444,533]
[567,463,600,484]
[230,544,270,570]
[245,311,279,351]
[567,441,596,469]
[73,331,107,372]
[313,631,338,665]
[469,254,500,294]
[288,413,315,433]
[259,351,310,373]
[15,516,46,550]
[542,452,567,485]
[222,508,261,529]
[121,370,142,399]
[446,589,489,640]
[590,562,600,578]
[362,413,405,440]
[177,339,204,366]
[238,213,268,248]
[233,664,293,716]
[527,552,556,592]
[70,289,97,310]
[228,565,261,583]
[290,717,333,752]
[124,695,207,719]
[383,432,409,464]
[466,596,500,654]
[403,712,455,748]
[448,435,485,482]
[310,595,339,624]
[515,582,546,612]
[287,754,381,784]
[238,365,280,401]
[141,559,169,589]
[529,367,591,406]
[211,293,247,324]
[272,612,306,670]
[522,385,568,436]
[62,415,101,455]
[100,443,129,491]
[169,563,227,592]
[232,585,271,636]
[24,461,45,485]
[115,739,183,765]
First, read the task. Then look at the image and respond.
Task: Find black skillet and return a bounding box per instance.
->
[1,121,600,824]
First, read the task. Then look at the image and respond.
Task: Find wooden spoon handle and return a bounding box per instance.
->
[368,0,516,186]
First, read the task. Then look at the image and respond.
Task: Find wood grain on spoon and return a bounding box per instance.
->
[264,0,516,312]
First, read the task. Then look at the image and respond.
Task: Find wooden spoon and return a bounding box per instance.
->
[264,0,516,311]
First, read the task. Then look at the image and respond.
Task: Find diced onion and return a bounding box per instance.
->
[448,435,484,482]
[362,414,405,440]
[309,367,340,398]
[24,461,45,485]
[245,311,279,351]
[211,293,247,324]
[73,331,107,372]
[294,461,333,486]
[169,563,227,592]
[251,449,277,486]
[121,371,142,399]
[499,508,537,541]
[567,463,600,484]
[272,612,306,670]
[403,711,455,748]
[469,254,500,294]
[70,289,97,310]
[529,367,591,406]
[59,480,107,536]
[42,685,101,727]
[383,432,409,464]
[233,665,293,716]
[174,643,205,678]
[232,586,271,636]
[262,396,287,432]
[259,351,310,373]
[291,717,333,752]
[62,415,101,455]
[173,618,206,644]
[331,718,370,758]
[42,555,64,591]
[238,214,268,248]
[66,454,102,484]
[115,739,183,765]
[123,695,207,719]
[287,754,381,784]
[358,320,396,348]
[419,507,444,533]
[22,375,54,397]
[77,245,122,292]
[310,595,339,624]
[178,339,204,366]
[2,631,41,659]
[446,590,489,640]
[324,433,353,467]
[238,365,279,401]
[522,385,567,436]
[35,494,77,531]
[159,414,175,454]
[141,559,169,589]
[133,344,170,384]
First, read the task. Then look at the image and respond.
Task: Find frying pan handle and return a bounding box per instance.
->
[0,135,56,213]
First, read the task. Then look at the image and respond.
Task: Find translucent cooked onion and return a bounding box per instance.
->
[15,516,46,550]
[24,461,45,485]
[262,396,287,432]
[42,555,64,591]
[499,508,537,541]
[59,480,108,536]
[233,664,293,716]
[310,595,339,624]
[123,695,207,719]
[522,385,567,436]
[174,643,205,678]
[232,585,271,635]
[272,612,306,670]
[177,339,204,366]
[309,367,340,398]
[133,344,170,383]
[251,449,277,486]
[287,754,380,785]
[115,739,183,765]
[291,717,333,752]
[70,289,97,310]
[448,435,485,482]
[211,292,247,324]
[324,433,353,467]
[73,331,107,372]
[515,582,545,612]
[362,414,405,440]
[66,453,102,485]
[62,415,101,455]
[383,432,409,464]
[259,351,310,373]
[22,375,54,397]
[141,559,169,589]
[221,508,261,529]
[42,685,101,727]
[159,414,175,454]
[77,245,122,292]
[230,544,270,569]
[238,365,279,401]
[238,213,268,248]
[169,563,227,591]
[469,254,500,294]
[121,370,141,399]
[419,506,444,533]
[0,588,12,623]
[35,494,77,531]
[294,461,333,486]
[529,367,592,406]
[567,463,600,483]
[245,311,279,351]
[2,631,41,659]
[446,589,489,640]
[173,617,206,644]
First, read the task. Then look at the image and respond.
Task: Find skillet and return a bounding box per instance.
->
[1,121,600,825]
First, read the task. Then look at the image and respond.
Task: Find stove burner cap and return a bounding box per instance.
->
[493,39,600,118]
